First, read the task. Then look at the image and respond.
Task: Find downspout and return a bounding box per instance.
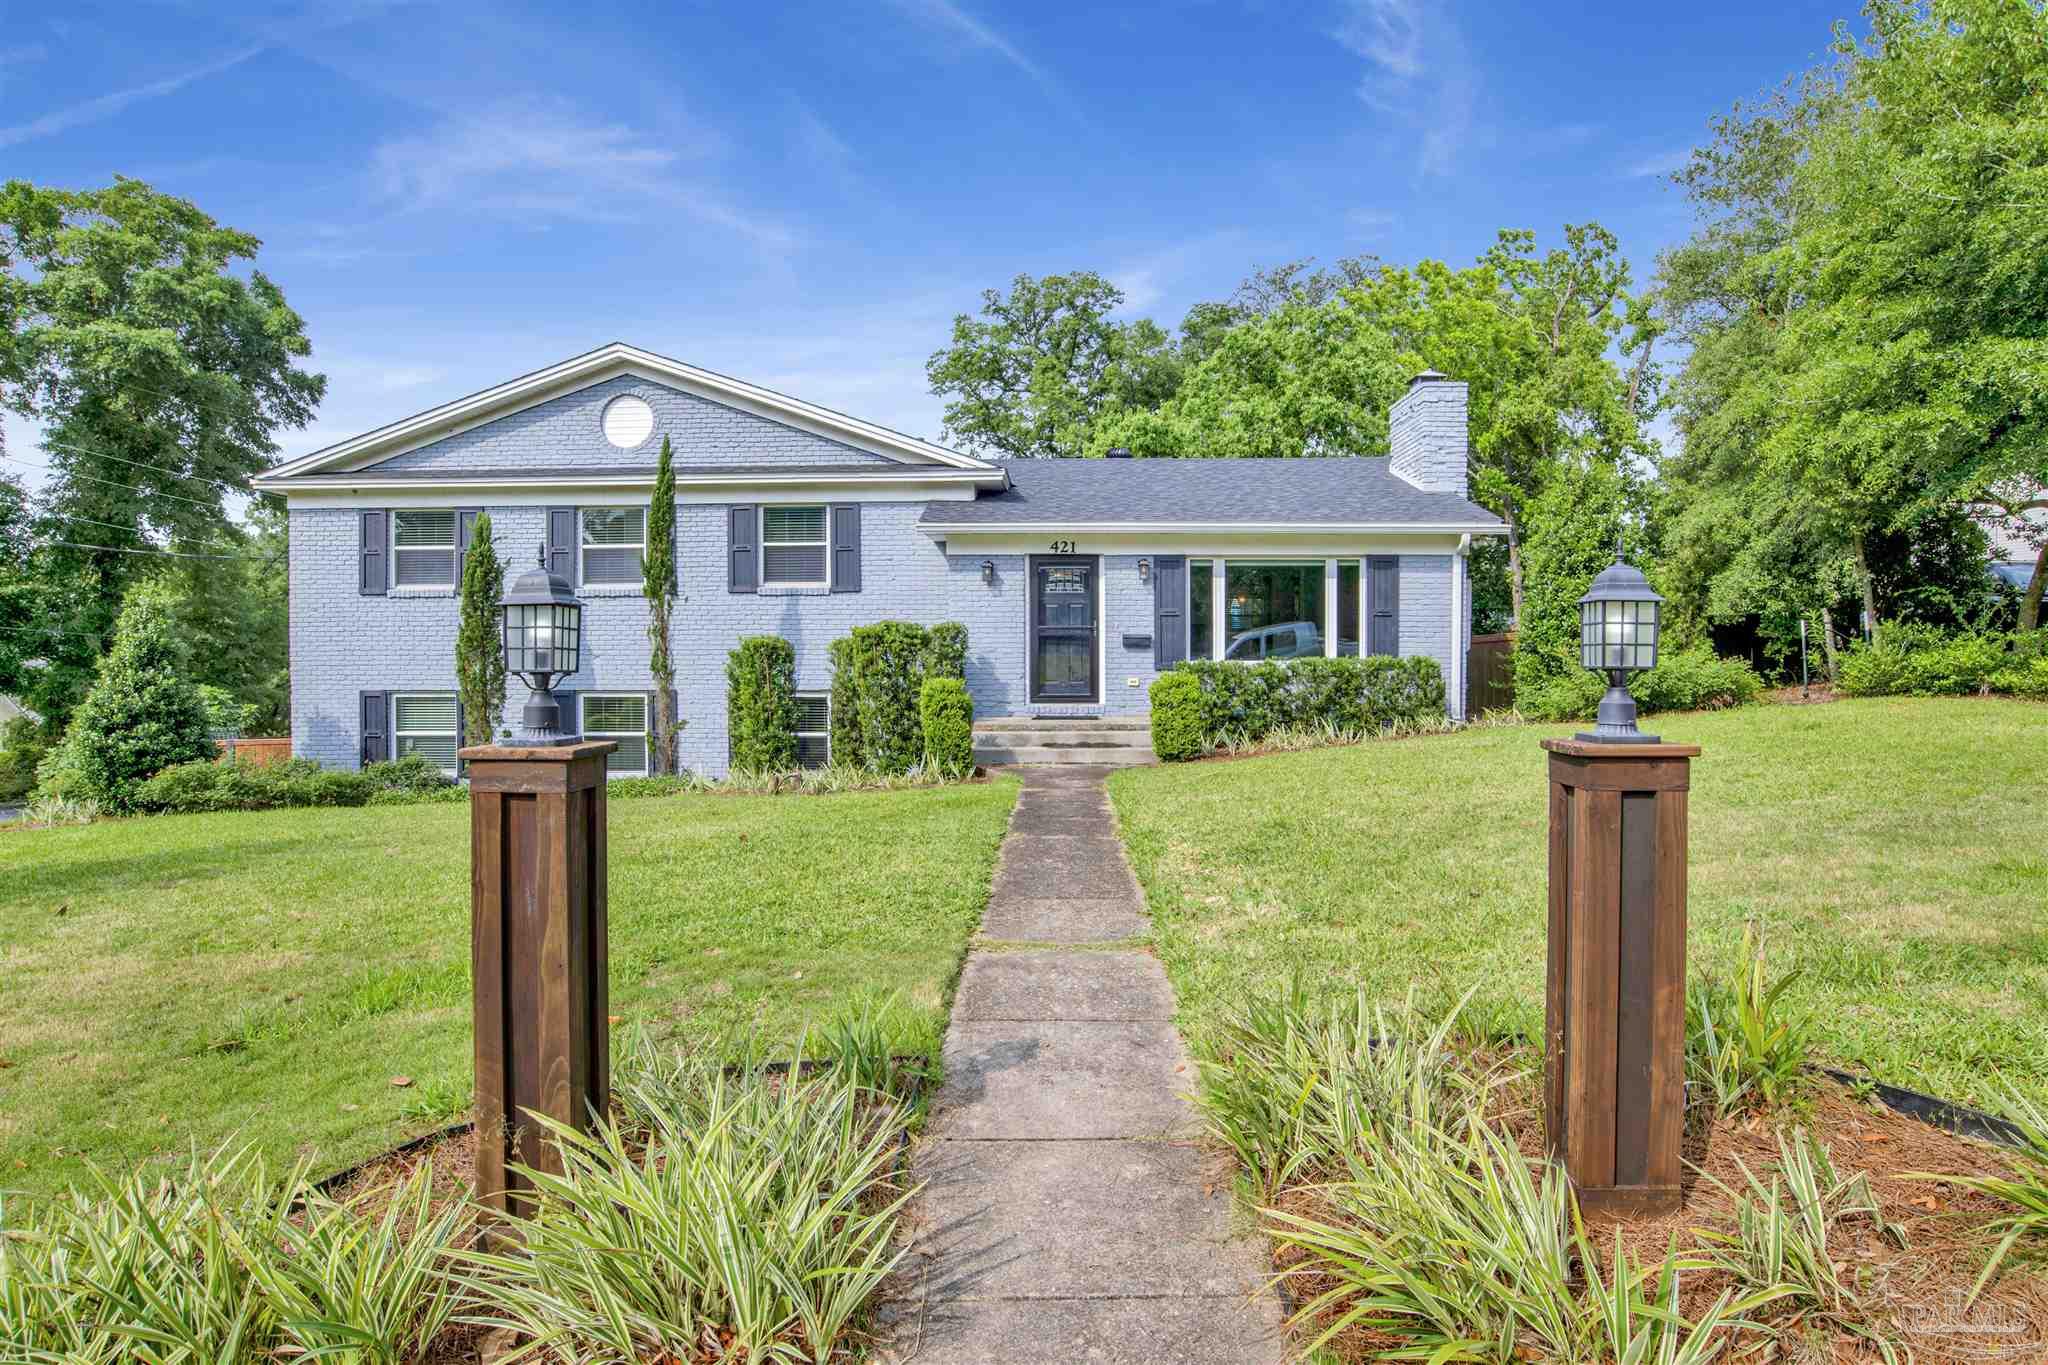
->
[1451,535,1470,721]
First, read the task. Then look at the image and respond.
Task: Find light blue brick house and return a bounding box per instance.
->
[254,344,1502,776]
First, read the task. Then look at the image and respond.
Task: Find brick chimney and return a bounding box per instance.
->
[1388,370,1469,496]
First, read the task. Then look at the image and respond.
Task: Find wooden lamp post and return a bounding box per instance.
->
[1541,549,1698,1219]
[460,547,614,1218]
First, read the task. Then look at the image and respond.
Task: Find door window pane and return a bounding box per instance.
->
[1190,559,1213,660]
[1223,563,1326,659]
[1337,561,1361,657]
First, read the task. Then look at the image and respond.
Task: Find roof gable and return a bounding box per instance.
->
[264,343,993,480]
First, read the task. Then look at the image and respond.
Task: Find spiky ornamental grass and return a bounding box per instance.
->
[1196,991,1791,1364]
[454,1039,916,1364]
[0,1146,473,1365]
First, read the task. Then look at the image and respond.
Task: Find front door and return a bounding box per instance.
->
[1030,556,1099,702]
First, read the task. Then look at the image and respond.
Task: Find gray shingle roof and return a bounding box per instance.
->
[918,457,1502,528]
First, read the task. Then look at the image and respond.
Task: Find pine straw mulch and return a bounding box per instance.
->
[1268,1073,2048,1363]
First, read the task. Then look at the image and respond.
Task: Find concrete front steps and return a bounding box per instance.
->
[973,716,1158,767]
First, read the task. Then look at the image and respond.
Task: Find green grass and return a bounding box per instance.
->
[0,780,1016,1197]
[1108,697,2048,1112]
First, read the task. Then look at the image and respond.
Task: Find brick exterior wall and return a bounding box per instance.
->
[1388,375,1470,496]
[371,374,889,472]
[289,377,1474,773]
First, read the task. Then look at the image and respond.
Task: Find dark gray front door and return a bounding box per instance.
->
[1030,556,1098,702]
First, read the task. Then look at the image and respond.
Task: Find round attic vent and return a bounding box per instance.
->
[602,394,655,449]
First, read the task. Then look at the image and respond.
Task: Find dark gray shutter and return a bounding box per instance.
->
[454,696,468,775]
[555,688,577,740]
[829,504,861,593]
[646,689,661,776]
[547,508,576,582]
[1153,555,1187,669]
[1368,556,1400,656]
[359,511,388,595]
[458,508,480,555]
[360,691,389,766]
[728,505,758,593]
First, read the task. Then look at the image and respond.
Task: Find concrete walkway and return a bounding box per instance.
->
[884,767,1282,1363]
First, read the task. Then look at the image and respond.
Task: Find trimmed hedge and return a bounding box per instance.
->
[924,621,968,681]
[919,676,974,774]
[1515,646,1764,723]
[1839,628,2048,698]
[132,754,456,814]
[846,622,929,774]
[726,636,799,770]
[1148,671,1205,761]
[826,637,864,770]
[1154,656,1447,758]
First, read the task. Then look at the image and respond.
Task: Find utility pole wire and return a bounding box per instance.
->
[42,440,257,497]
[0,453,222,510]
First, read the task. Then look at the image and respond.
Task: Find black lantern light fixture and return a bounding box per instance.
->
[502,543,584,744]
[980,558,995,586]
[1576,538,1663,743]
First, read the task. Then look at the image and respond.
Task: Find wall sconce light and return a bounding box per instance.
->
[980,559,995,586]
[1137,557,1152,584]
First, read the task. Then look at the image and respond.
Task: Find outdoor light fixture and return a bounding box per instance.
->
[1138,557,1152,584]
[1576,540,1663,743]
[980,558,995,586]
[502,544,584,744]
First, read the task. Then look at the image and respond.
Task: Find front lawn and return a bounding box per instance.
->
[0,780,1016,1197]
[1109,697,2048,1110]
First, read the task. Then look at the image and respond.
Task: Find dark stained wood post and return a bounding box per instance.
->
[1541,738,1700,1219]
[460,739,616,1218]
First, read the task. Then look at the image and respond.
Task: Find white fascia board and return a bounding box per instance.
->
[255,468,1003,494]
[286,484,985,509]
[263,343,997,479]
[926,529,1475,557]
[921,520,1505,537]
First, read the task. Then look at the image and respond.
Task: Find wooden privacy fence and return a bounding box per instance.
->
[1468,632,1516,715]
[216,737,293,766]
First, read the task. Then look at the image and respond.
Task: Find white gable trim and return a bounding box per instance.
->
[264,343,996,479]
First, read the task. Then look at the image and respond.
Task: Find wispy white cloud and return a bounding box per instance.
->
[792,103,861,195]
[1331,0,1475,176]
[368,99,796,250]
[1625,146,1692,179]
[1110,230,1249,317]
[0,44,262,149]
[0,43,49,67]
[886,0,1075,114]
[1346,207,1396,237]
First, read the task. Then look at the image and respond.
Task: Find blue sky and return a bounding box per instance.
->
[2,0,1853,470]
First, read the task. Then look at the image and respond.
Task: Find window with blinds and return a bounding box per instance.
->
[581,693,650,775]
[581,507,646,585]
[761,505,828,586]
[392,510,457,587]
[393,693,459,772]
[794,693,830,768]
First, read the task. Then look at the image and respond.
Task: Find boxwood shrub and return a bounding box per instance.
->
[826,636,864,770]
[130,756,460,813]
[727,635,799,771]
[1515,646,1763,722]
[1148,671,1205,761]
[1838,627,2047,698]
[829,621,971,775]
[919,676,974,774]
[1156,655,1446,756]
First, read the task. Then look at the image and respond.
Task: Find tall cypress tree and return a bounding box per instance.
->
[644,437,681,773]
[456,512,507,747]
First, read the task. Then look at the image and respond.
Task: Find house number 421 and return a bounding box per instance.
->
[1048,539,1077,554]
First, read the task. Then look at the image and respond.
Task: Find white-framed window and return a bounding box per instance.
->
[794,693,830,769]
[581,693,650,776]
[761,505,829,587]
[393,693,460,773]
[391,510,458,587]
[581,507,645,585]
[1189,559,1351,661]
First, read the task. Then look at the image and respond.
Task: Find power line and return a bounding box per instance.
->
[0,453,222,510]
[42,441,257,497]
[39,539,260,562]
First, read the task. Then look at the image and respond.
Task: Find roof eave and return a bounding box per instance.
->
[919,519,1507,537]
[255,466,1010,494]
[263,342,998,479]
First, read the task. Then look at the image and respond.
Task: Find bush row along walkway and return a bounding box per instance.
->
[883,766,1281,1363]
